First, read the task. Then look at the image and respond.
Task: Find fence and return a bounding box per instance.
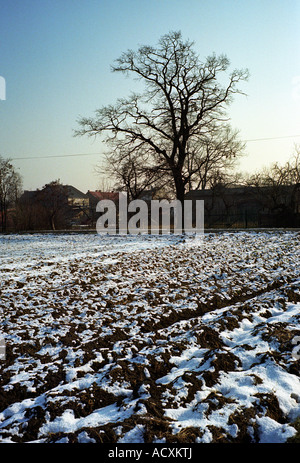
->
[204,210,300,229]
[204,210,259,229]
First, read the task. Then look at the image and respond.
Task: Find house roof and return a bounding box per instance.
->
[185,184,300,198]
[19,190,37,202]
[65,185,88,199]
[20,185,88,202]
[87,190,119,201]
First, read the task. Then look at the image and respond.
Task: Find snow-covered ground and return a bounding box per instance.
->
[0,231,300,443]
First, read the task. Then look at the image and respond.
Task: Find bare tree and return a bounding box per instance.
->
[35,180,71,231]
[0,155,22,232]
[244,147,300,226]
[96,176,114,193]
[76,31,248,214]
[184,125,245,191]
[101,146,171,200]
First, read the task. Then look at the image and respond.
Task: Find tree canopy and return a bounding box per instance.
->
[0,155,22,231]
[76,31,248,203]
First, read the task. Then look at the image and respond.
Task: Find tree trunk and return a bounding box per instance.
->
[50,215,56,231]
[173,171,185,232]
[0,201,7,232]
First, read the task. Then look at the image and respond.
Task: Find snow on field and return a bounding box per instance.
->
[0,231,300,443]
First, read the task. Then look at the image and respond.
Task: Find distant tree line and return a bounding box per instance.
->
[0,155,22,232]
[241,149,300,227]
[185,147,300,228]
[0,149,299,232]
[0,170,77,232]
[15,180,74,231]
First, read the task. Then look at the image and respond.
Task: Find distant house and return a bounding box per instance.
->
[185,184,300,228]
[62,185,89,226]
[64,185,89,218]
[20,185,89,208]
[65,185,89,206]
[19,190,34,202]
[87,190,119,207]
[18,185,90,229]
[86,190,120,225]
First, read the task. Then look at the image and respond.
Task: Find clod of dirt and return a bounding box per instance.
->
[202,351,241,387]
[196,326,224,349]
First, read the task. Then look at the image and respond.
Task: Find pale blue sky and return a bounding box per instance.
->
[0,0,300,192]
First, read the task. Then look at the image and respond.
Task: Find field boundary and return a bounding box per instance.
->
[1,227,300,236]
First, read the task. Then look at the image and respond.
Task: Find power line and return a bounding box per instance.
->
[245,134,300,142]
[10,134,300,161]
[12,152,103,160]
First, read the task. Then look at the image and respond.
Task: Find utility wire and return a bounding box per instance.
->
[10,134,300,160]
[245,134,300,142]
[12,152,103,160]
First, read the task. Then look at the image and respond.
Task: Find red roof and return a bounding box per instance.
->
[87,191,119,201]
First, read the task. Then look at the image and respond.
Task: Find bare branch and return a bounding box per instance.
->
[76,31,248,203]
